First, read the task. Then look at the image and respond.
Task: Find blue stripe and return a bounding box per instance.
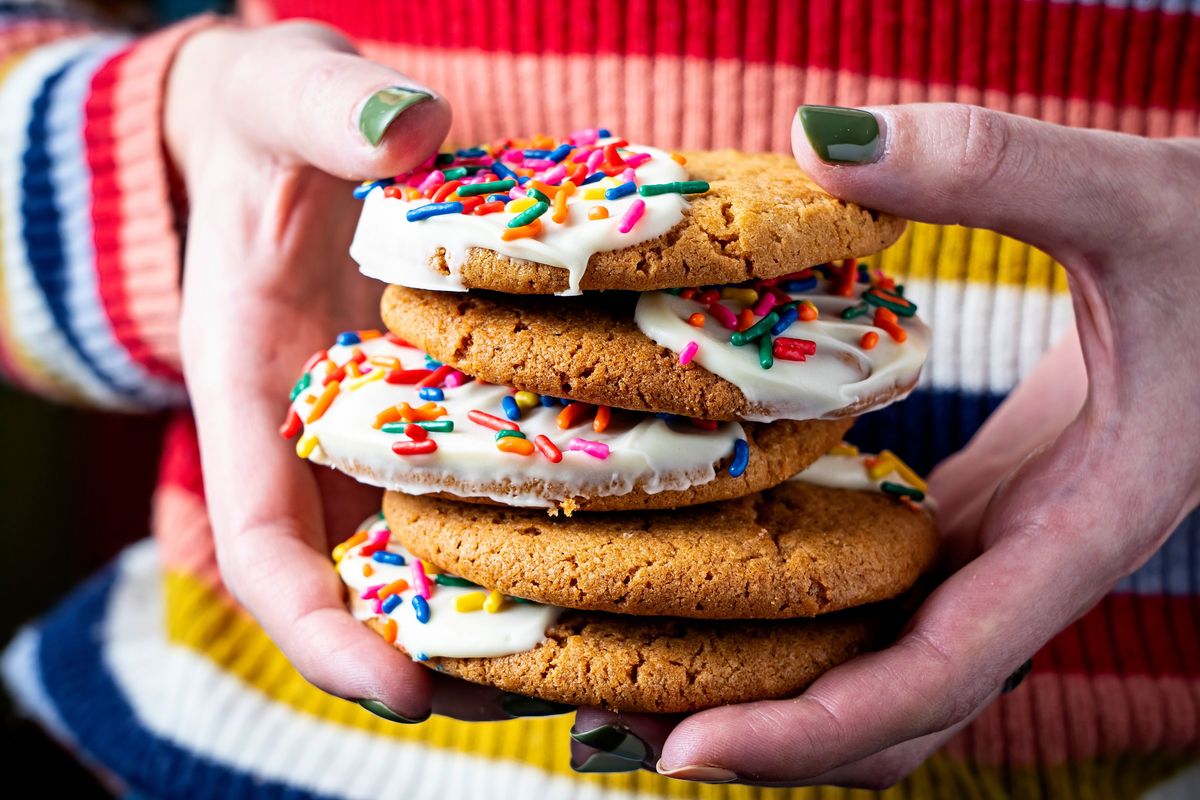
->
[20,53,137,400]
[36,558,338,800]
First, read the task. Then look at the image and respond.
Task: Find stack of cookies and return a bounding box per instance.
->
[280,129,937,713]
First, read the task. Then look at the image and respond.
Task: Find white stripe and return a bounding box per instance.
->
[44,33,187,408]
[0,35,131,408]
[1050,0,1200,12]
[0,625,74,747]
[97,542,663,800]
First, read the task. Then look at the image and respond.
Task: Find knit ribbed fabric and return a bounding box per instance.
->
[1,2,1199,798]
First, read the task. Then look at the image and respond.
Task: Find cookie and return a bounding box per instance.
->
[384,452,936,619]
[336,514,878,713]
[350,130,905,296]
[282,331,851,510]
[381,264,930,421]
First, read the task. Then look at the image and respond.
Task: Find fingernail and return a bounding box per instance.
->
[358,86,434,147]
[355,699,428,724]
[570,723,649,762]
[797,105,881,165]
[500,692,575,717]
[657,760,738,783]
[571,752,643,774]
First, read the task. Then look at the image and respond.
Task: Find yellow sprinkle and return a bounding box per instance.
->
[508,197,537,213]
[880,450,928,493]
[483,590,504,614]
[721,287,759,305]
[331,530,368,562]
[514,390,540,411]
[582,188,605,200]
[598,177,619,189]
[369,356,401,370]
[346,361,363,379]
[829,442,860,456]
[296,432,319,459]
[455,591,486,613]
[346,368,385,392]
[866,452,897,481]
[422,560,441,576]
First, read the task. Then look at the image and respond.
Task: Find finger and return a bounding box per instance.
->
[791,103,1172,258]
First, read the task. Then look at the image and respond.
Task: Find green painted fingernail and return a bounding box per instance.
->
[500,693,575,717]
[359,86,434,147]
[571,752,643,774]
[356,699,427,724]
[570,724,649,762]
[797,105,881,164]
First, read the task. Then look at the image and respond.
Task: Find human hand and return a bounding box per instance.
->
[570,104,1200,784]
[165,21,540,722]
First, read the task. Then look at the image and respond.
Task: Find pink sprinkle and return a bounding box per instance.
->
[586,149,605,171]
[419,153,437,170]
[624,152,651,168]
[406,171,429,188]
[412,560,432,599]
[570,128,599,146]
[543,164,567,184]
[522,158,551,171]
[359,528,390,557]
[509,186,528,199]
[571,146,595,163]
[370,598,383,615]
[361,584,385,601]
[417,170,445,194]
[679,341,699,365]
[568,438,611,460]
[443,370,468,388]
[752,292,777,317]
[620,167,636,183]
[617,199,646,233]
[707,302,738,330]
[502,149,524,164]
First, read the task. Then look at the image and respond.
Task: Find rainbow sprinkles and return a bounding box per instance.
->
[349,129,709,296]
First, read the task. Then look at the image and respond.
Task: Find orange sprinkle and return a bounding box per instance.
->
[737,308,755,331]
[501,218,543,242]
[798,301,819,321]
[588,206,609,220]
[399,401,448,422]
[532,134,555,150]
[558,179,577,197]
[357,330,383,341]
[860,331,879,350]
[401,186,423,201]
[362,563,374,577]
[331,529,367,562]
[496,436,535,456]
[593,405,611,433]
[381,617,398,644]
[836,259,857,297]
[515,167,536,177]
[306,380,340,424]
[552,187,569,223]
[378,579,410,599]
[345,361,363,378]
[671,153,687,165]
[373,405,403,428]
[557,401,593,430]
[873,308,907,342]
[687,312,706,327]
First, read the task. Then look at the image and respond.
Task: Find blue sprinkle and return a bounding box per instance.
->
[729,439,750,478]
[406,201,464,222]
[372,551,406,566]
[656,412,681,423]
[352,178,393,200]
[560,397,572,406]
[598,128,612,138]
[548,143,573,163]
[523,148,551,158]
[424,355,442,368]
[517,175,531,185]
[771,306,799,336]
[581,171,606,185]
[335,331,361,346]
[486,194,512,204]
[604,181,637,200]
[858,265,871,283]
[412,595,431,624]
[782,276,818,293]
[456,147,487,158]
[419,387,444,402]
[381,594,402,614]
[501,395,521,421]
[493,161,518,182]
[415,652,429,662]
[539,395,560,407]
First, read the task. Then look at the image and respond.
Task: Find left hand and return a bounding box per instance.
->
[569,103,1200,785]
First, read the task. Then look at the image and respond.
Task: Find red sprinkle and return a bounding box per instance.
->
[468,409,519,432]
[383,185,404,199]
[431,179,462,202]
[533,434,563,463]
[404,422,428,441]
[417,364,454,389]
[679,288,696,300]
[773,337,818,361]
[696,289,720,304]
[707,303,737,330]
[348,347,367,364]
[302,349,329,373]
[392,439,438,456]
[836,259,858,297]
[278,409,301,439]
[323,365,346,385]
[474,200,505,215]
[385,333,412,347]
[386,368,434,385]
[690,418,719,430]
[458,195,485,212]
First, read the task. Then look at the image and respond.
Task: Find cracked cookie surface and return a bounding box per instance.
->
[384,480,937,619]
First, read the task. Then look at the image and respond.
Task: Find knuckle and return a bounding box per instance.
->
[901,633,978,731]
[953,105,1022,196]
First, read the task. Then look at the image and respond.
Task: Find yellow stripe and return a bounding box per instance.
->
[163,570,1193,798]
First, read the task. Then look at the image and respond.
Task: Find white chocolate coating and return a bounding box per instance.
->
[634,281,931,421]
[794,451,927,505]
[289,336,747,507]
[339,514,562,659]
[349,142,689,296]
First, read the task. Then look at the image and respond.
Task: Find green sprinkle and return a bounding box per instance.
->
[881,481,925,502]
[730,311,780,346]
[456,179,515,197]
[494,429,527,441]
[435,153,456,166]
[442,167,468,180]
[758,331,774,369]
[526,187,551,204]
[508,201,549,228]
[841,303,870,320]
[417,420,454,433]
[434,574,478,588]
[638,180,710,197]
[380,422,409,434]
[863,287,918,317]
[289,372,312,401]
[511,596,536,604]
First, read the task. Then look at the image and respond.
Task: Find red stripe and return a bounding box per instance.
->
[157,413,205,500]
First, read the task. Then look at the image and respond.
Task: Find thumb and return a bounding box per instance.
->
[209,22,451,179]
[791,103,1166,258]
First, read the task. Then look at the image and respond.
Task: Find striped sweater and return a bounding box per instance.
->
[2,1,1199,798]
